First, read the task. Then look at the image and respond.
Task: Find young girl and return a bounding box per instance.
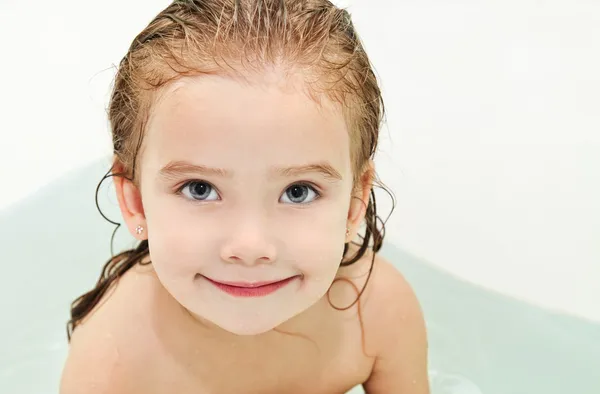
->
[60,1,429,393]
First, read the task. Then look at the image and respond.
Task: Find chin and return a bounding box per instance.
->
[203,309,303,336]
[222,323,277,336]
[186,308,279,335]
[196,315,282,336]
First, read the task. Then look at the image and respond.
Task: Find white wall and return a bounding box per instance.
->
[1,0,598,322]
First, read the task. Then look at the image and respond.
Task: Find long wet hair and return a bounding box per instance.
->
[67,0,393,341]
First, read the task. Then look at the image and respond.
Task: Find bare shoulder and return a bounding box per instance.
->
[338,245,425,336]
[364,252,424,329]
[60,264,157,394]
[358,250,430,393]
[60,318,129,394]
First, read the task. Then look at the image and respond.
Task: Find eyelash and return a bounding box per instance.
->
[174,180,323,204]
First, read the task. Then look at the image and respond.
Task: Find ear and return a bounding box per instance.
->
[112,160,147,240]
[346,159,375,241]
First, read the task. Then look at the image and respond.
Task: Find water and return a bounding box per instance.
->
[1,159,599,393]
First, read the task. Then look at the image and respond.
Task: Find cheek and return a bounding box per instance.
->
[289,209,347,276]
[144,198,218,273]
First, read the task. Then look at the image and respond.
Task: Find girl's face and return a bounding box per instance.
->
[131,72,361,335]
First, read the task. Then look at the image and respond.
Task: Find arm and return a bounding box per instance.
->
[362,258,430,394]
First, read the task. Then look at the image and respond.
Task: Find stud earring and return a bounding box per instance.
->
[135,225,144,235]
[346,227,351,237]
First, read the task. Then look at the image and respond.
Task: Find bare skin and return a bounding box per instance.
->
[61,72,429,393]
[60,243,429,394]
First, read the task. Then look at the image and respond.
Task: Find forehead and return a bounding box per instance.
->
[142,72,352,174]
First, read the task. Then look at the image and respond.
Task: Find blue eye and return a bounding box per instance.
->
[280,184,320,204]
[180,181,220,201]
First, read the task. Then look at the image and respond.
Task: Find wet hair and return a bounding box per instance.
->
[67,0,393,341]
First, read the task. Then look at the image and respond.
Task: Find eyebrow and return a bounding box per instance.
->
[158,160,343,182]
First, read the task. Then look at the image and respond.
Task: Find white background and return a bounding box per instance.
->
[1,0,598,322]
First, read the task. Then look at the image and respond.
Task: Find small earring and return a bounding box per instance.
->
[135,225,144,235]
[346,227,351,237]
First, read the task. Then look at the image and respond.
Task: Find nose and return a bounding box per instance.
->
[220,219,277,266]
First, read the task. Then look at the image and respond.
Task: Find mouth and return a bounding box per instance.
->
[200,275,300,297]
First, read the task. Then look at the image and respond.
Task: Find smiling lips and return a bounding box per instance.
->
[202,275,299,297]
